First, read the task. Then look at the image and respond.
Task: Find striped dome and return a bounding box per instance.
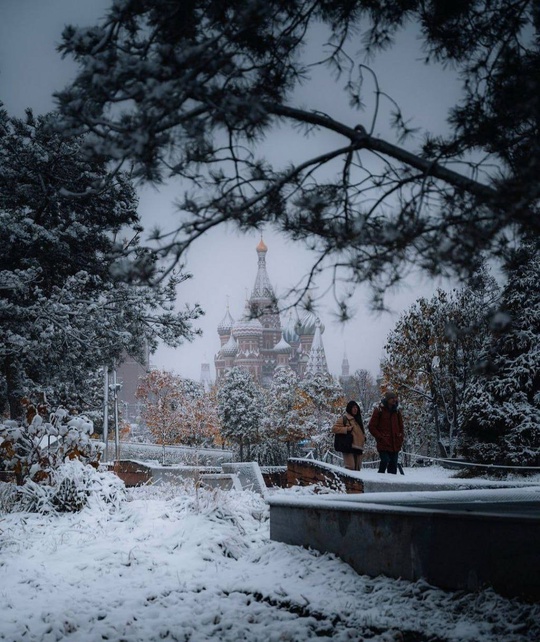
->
[233,301,263,336]
[283,311,300,344]
[233,317,263,336]
[295,311,324,336]
[220,334,238,358]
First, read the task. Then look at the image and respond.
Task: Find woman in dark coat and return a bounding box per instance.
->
[368,391,404,474]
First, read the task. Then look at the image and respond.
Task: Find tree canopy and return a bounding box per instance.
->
[0,109,202,419]
[56,0,539,307]
[217,366,264,461]
[382,272,498,457]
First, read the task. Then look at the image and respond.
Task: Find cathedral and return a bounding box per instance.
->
[214,239,329,386]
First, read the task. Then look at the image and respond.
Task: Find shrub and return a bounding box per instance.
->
[13,459,125,514]
[0,407,102,485]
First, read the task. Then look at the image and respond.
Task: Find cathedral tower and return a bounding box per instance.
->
[214,239,328,385]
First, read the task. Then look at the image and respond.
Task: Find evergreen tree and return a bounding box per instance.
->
[216,367,264,461]
[300,371,345,458]
[263,365,303,462]
[461,245,540,466]
[0,109,202,419]
[56,1,539,307]
[383,272,497,458]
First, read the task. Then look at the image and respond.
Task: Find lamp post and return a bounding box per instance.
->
[111,369,122,460]
[103,367,109,461]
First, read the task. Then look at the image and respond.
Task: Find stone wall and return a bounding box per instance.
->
[286,458,364,493]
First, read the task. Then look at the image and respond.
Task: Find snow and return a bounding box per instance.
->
[1,467,539,642]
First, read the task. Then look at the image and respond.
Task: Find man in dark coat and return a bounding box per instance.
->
[368,391,404,474]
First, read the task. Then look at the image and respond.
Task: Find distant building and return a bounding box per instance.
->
[214,239,328,385]
[116,347,149,423]
[200,360,213,391]
[339,352,357,400]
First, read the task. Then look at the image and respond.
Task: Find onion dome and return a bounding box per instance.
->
[220,334,238,358]
[273,334,292,354]
[256,237,268,253]
[218,305,234,335]
[283,310,300,344]
[233,301,263,336]
[295,311,324,336]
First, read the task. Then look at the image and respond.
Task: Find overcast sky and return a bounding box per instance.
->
[0,0,461,383]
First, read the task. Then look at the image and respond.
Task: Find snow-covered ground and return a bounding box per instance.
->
[1,466,539,642]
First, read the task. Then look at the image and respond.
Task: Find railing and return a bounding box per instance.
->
[303,449,379,467]
[92,439,233,466]
[303,449,540,473]
[401,451,540,472]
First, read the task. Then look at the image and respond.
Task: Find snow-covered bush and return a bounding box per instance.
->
[13,459,125,514]
[0,407,102,485]
[0,481,18,512]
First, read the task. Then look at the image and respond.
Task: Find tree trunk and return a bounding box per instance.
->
[5,357,24,421]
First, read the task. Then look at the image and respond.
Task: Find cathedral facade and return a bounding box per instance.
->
[214,239,328,386]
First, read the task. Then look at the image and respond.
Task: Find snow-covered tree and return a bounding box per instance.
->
[216,367,264,462]
[460,245,540,466]
[261,366,303,463]
[347,369,380,418]
[173,378,220,448]
[383,271,498,458]
[299,371,345,458]
[136,370,218,459]
[136,371,183,451]
[56,1,539,308]
[0,109,202,419]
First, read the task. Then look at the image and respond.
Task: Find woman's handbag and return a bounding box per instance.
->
[334,431,353,452]
[333,416,352,453]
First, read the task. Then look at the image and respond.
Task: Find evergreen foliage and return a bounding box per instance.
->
[299,371,345,457]
[0,109,202,419]
[383,272,498,458]
[217,367,264,461]
[265,366,304,459]
[460,245,540,465]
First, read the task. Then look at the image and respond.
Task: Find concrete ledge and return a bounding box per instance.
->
[109,459,267,495]
[222,462,267,496]
[110,460,152,486]
[200,473,243,491]
[269,487,540,600]
[109,460,220,487]
[287,458,364,493]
